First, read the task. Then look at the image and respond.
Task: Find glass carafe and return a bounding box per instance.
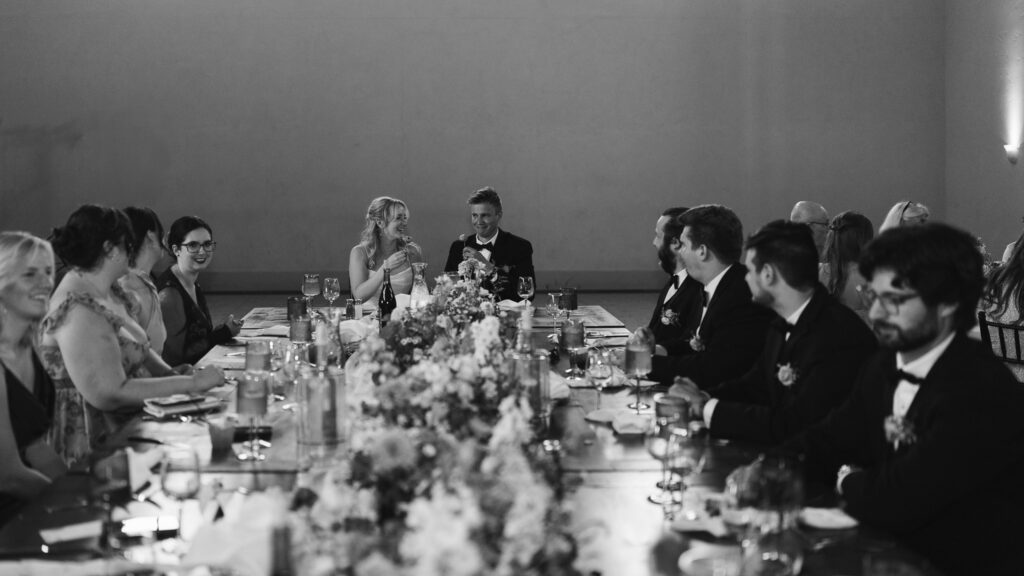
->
[410,262,431,308]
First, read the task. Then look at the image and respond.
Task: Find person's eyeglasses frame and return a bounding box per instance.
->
[855,284,921,315]
[181,241,217,254]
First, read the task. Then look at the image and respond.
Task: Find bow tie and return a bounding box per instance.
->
[671,276,680,289]
[771,318,795,334]
[895,369,925,386]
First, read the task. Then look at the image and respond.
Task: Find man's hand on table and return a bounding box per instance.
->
[668,377,709,417]
[193,365,225,392]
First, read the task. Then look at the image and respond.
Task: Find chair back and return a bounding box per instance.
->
[977,311,1024,366]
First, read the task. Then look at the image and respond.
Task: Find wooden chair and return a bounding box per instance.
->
[977,311,1024,380]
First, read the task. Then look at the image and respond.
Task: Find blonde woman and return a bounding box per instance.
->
[879,200,929,232]
[348,197,424,307]
[0,232,65,518]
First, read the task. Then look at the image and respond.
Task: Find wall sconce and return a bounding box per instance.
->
[1006,144,1020,165]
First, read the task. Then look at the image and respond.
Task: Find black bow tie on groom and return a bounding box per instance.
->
[771,317,795,334]
[671,276,680,289]
[895,369,926,386]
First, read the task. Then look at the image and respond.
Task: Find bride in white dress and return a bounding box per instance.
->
[348,196,424,307]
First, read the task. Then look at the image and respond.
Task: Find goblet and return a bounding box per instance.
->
[560,317,586,383]
[323,277,341,309]
[160,444,200,546]
[302,273,321,309]
[585,347,613,410]
[624,327,655,412]
[645,417,682,516]
[517,276,535,302]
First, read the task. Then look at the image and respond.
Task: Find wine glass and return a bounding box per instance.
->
[160,444,201,546]
[236,371,269,462]
[625,327,655,413]
[668,424,709,520]
[302,273,321,310]
[517,276,535,303]
[645,417,682,517]
[323,277,341,309]
[560,317,586,383]
[546,292,562,338]
[586,347,613,411]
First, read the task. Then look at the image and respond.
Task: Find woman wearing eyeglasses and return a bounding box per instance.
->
[157,216,242,366]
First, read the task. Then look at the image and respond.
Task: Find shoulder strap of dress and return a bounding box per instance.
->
[42,292,123,334]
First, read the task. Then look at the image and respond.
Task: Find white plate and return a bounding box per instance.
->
[625,378,658,390]
[799,507,859,530]
[678,542,742,576]
[583,408,619,423]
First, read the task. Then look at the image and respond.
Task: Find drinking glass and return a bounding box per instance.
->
[654,394,690,490]
[323,277,341,309]
[668,425,710,520]
[546,292,562,338]
[624,327,655,412]
[302,273,321,309]
[560,317,586,383]
[160,444,200,546]
[244,340,270,373]
[236,371,269,462]
[645,417,682,516]
[517,277,535,302]
[585,348,613,410]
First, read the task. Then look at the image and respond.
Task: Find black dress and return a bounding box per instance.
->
[0,353,56,519]
[156,269,233,366]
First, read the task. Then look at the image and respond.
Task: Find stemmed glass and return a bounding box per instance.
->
[160,444,201,547]
[302,273,321,311]
[646,417,683,517]
[517,277,535,310]
[322,277,341,309]
[586,347,613,411]
[545,292,563,338]
[560,317,586,384]
[668,425,709,520]
[625,327,655,413]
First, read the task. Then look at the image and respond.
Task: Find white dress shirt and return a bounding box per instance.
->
[475,231,498,261]
[663,270,688,305]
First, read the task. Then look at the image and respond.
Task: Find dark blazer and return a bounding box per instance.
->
[792,334,1024,575]
[707,286,877,445]
[648,274,704,355]
[650,264,773,387]
[444,229,535,302]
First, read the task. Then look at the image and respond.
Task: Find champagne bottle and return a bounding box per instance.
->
[379,266,397,330]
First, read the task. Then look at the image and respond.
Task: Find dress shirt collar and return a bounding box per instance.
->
[476,230,499,246]
[672,270,688,288]
[896,332,956,380]
[702,266,729,306]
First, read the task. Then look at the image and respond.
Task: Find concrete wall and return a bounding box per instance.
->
[946,0,1024,258]
[0,0,945,291]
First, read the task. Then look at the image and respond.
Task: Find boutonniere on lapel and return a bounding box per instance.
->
[884,414,917,450]
[776,363,798,387]
[660,307,680,326]
[689,331,705,352]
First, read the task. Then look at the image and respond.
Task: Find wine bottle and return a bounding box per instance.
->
[379,266,397,330]
[270,524,294,576]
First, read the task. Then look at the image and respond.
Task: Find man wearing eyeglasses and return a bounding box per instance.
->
[667,220,876,445]
[789,223,1024,575]
[789,201,829,260]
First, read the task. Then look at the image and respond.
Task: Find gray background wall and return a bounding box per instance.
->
[0,0,965,291]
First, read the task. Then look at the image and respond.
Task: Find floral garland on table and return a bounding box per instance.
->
[290,274,581,576]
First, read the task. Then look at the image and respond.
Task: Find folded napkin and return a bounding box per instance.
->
[255,325,290,337]
[38,520,103,545]
[671,516,730,538]
[184,489,290,576]
[799,507,858,530]
[338,318,373,345]
[548,371,570,400]
[497,299,526,309]
[611,412,649,435]
[143,394,223,419]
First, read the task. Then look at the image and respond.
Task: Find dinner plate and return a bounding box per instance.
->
[799,507,859,530]
[677,542,742,576]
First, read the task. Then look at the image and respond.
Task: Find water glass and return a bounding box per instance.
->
[560,317,586,383]
[302,273,321,307]
[323,277,341,308]
[286,296,307,321]
[645,417,681,515]
[244,340,270,372]
[236,371,269,462]
[517,276,535,302]
[586,348,613,410]
[289,314,311,344]
[625,327,655,412]
[159,444,200,544]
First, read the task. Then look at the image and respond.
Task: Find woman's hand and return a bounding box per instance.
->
[383,250,409,271]
[192,366,225,392]
[172,364,194,375]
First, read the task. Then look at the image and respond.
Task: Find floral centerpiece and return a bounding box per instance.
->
[290,275,580,576]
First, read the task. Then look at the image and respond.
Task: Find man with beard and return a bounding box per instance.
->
[648,205,773,387]
[668,220,876,445]
[648,207,703,354]
[786,223,1024,575]
[444,187,535,302]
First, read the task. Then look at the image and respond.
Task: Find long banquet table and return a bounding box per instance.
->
[0,303,940,575]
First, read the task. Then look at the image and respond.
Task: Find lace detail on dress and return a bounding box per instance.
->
[40,292,151,467]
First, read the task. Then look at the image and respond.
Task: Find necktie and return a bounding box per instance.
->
[895,369,925,386]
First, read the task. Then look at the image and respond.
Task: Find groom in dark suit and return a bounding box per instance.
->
[669,220,876,445]
[648,207,704,355]
[649,205,773,387]
[787,223,1024,575]
[443,187,535,302]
